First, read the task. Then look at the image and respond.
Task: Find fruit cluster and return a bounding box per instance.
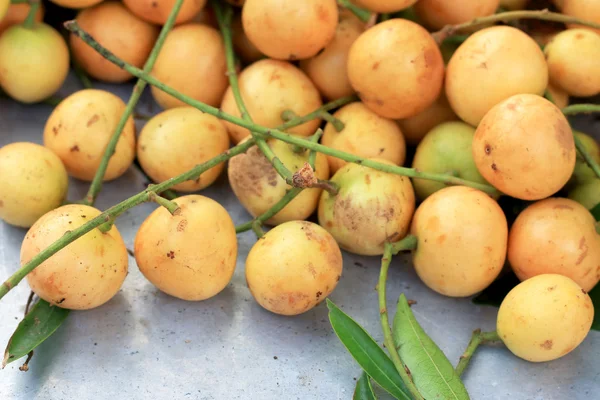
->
[0,0,599,392]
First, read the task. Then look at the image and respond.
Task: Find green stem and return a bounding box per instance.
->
[561,104,600,180]
[433,10,600,44]
[235,130,323,234]
[42,96,63,107]
[389,234,418,255]
[251,220,265,239]
[22,0,39,29]
[64,23,501,196]
[148,191,180,215]
[320,111,345,132]
[73,60,93,89]
[337,0,371,23]
[0,139,256,301]
[160,189,178,200]
[277,95,357,130]
[455,330,501,376]
[81,0,185,206]
[562,104,600,116]
[574,133,600,180]
[378,240,423,400]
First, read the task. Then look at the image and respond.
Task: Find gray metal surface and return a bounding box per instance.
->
[0,77,599,400]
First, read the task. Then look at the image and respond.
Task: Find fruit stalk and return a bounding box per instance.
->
[455,329,501,376]
[378,239,423,400]
[82,0,185,206]
[337,0,371,23]
[562,104,600,116]
[64,21,501,195]
[433,10,600,44]
[22,0,40,29]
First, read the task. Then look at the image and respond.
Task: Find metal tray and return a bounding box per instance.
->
[1,78,599,400]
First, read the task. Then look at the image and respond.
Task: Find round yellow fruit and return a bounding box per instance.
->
[0,0,11,22]
[411,186,508,297]
[70,2,159,83]
[22,204,128,310]
[137,107,230,192]
[347,19,444,119]
[134,195,238,301]
[123,0,206,25]
[151,24,227,109]
[0,24,69,103]
[318,159,415,256]
[446,26,548,126]
[43,89,136,182]
[242,0,338,60]
[220,59,322,143]
[569,179,600,210]
[414,0,500,31]
[50,0,104,9]
[546,82,570,109]
[562,0,600,34]
[0,3,44,34]
[508,198,600,292]
[321,102,406,173]
[231,12,263,64]
[497,274,594,362]
[246,221,343,316]
[354,0,417,13]
[228,138,329,225]
[473,94,575,200]
[544,29,600,98]
[0,142,68,228]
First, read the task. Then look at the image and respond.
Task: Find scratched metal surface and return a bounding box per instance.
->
[0,77,599,400]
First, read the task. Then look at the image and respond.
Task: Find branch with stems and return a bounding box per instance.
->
[432,9,600,44]
[378,237,423,400]
[64,20,501,196]
[81,0,185,206]
[455,329,501,376]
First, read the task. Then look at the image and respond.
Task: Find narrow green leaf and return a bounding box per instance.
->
[2,299,70,368]
[354,372,377,400]
[393,294,470,400]
[326,299,410,400]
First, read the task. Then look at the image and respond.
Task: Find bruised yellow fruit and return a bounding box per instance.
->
[137,107,229,192]
[22,205,128,310]
[354,0,417,13]
[411,121,488,201]
[242,0,338,60]
[0,143,68,228]
[497,274,594,362]
[220,59,322,143]
[347,19,444,119]
[473,94,575,200]
[414,0,500,31]
[70,2,159,83]
[321,102,406,173]
[411,186,508,297]
[546,82,570,110]
[299,11,364,100]
[231,12,263,64]
[43,89,136,182]
[134,195,237,301]
[123,0,206,25]
[228,138,329,225]
[0,24,69,104]
[446,26,548,126]
[562,0,600,34]
[246,221,343,316]
[396,87,459,145]
[318,159,415,256]
[151,24,227,109]
[508,198,600,292]
[0,3,44,34]
[544,29,600,98]
[50,0,103,9]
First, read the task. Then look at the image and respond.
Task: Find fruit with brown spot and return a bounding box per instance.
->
[414,0,500,30]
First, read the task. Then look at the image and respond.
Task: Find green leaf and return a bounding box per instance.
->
[353,372,377,400]
[326,299,410,400]
[393,294,470,400]
[2,299,70,368]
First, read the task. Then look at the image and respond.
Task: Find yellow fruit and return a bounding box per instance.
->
[0,142,68,228]
[321,102,406,173]
[70,2,159,83]
[546,82,570,109]
[411,186,508,297]
[446,26,548,126]
[0,24,69,103]
[134,195,238,301]
[123,0,206,25]
[414,0,500,31]
[22,204,128,310]
[0,3,44,34]
[151,24,227,109]
[347,19,444,119]
[137,107,230,191]
[562,0,600,34]
[50,0,103,9]
[43,89,136,182]
[472,94,575,200]
[497,274,594,362]
[231,12,263,64]
[245,221,343,316]
[354,0,417,13]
